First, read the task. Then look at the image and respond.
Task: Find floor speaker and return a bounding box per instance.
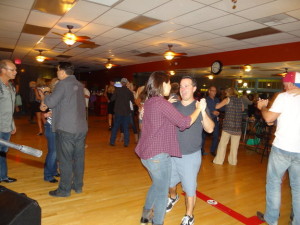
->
[0,185,41,225]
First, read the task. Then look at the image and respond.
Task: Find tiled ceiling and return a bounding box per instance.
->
[1,0,300,76]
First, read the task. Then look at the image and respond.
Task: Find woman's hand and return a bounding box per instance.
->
[168,96,177,103]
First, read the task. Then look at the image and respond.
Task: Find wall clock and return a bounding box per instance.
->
[211,60,223,75]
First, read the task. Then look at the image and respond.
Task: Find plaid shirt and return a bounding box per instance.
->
[135,96,191,160]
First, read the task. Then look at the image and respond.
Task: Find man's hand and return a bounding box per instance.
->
[212,110,220,116]
[257,98,269,110]
[11,128,16,135]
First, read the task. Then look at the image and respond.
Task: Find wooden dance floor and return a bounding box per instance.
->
[3,114,292,225]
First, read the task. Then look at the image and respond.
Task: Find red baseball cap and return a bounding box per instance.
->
[283,72,300,88]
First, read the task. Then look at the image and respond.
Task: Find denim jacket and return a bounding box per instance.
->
[0,80,15,132]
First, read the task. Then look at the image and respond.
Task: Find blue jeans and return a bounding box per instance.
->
[264,146,300,225]
[44,122,58,181]
[0,132,11,180]
[141,153,171,225]
[56,129,87,194]
[202,119,219,153]
[110,114,130,146]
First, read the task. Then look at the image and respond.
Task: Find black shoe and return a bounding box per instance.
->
[109,143,115,146]
[124,144,128,147]
[48,178,58,183]
[2,177,17,183]
[140,217,152,224]
[49,189,70,197]
[256,211,265,222]
[210,152,216,156]
[54,173,60,177]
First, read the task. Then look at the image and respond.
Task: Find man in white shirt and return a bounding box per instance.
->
[256,72,300,225]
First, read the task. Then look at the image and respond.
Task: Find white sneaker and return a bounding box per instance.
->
[166,194,179,212]
[181,215,194,225]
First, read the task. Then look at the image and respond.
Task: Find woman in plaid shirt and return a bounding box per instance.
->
[135,71,204,225]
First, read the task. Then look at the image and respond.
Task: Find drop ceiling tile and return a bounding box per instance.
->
[192,14,249,32]
[115,0,169,14]
[160,27,202,39]
[92,36,114,45]
[140,22,183,35]
[101,28,134,39]
[290,29,300,37]
[93,8,137,27]
[27,11,61,27]
[255,37,300,47]
[86,0,121,7]
[0,38,18,47]
[210,21,266,36]
[0,21,24,32]
[235,0,300,20]
[105,39,132,49]
[0,0,35,9]
[193,0,220,4]
[79,23,112,36]
[55,19,88,31]
[211,0,274,13]
[244,33,296,44]
[287,8,300,20]
[144,0,205,21]
[179,32,220,44]
[198,36,235,47]
[0,30,20,39]
[274,21,300,32]
[171,6,228,26]
[65,1,109,22]
[119,32,152,42]
[0,4,29,23]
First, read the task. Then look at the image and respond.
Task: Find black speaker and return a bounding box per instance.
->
[0,185,41,225]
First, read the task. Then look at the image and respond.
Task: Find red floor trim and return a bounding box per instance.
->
[193,191,265,225]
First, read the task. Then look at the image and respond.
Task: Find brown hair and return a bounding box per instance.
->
[144,71,170,99]
[225,87,238,97]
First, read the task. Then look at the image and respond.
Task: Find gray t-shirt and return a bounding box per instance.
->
[173,100,203,155]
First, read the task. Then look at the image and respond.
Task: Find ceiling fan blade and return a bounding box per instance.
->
[76,36,91,41]
[79,40,95,44]
[77,43,100,49]
[174,52,187,56]
[52,32,64,37]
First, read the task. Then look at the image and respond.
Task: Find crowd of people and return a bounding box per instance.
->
[0,59,299,225]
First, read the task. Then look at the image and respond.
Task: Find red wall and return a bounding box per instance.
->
[83,41,300,87]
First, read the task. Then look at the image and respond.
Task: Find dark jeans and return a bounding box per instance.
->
[110,114,130,146]
[120,111,138,134]
[0,132,11,180]
[44,122,58,181]
[202,119,219,153]
[56,129,87,194]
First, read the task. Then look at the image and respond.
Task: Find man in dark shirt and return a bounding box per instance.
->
[166,76,214,225]
[202,86,220,156]
[41,62,88,197]
[109,78,134,147]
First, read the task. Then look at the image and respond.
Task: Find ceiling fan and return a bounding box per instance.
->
[52,25,98,48]
[104,58,120,69]
[35,49,55,63]
[163,44,187,60]
[272,68,288,76]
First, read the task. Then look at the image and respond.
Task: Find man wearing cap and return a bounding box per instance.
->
[256,72,300,225]
[109,78,134,147]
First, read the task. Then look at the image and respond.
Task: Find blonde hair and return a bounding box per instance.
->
[36,77,46,87]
